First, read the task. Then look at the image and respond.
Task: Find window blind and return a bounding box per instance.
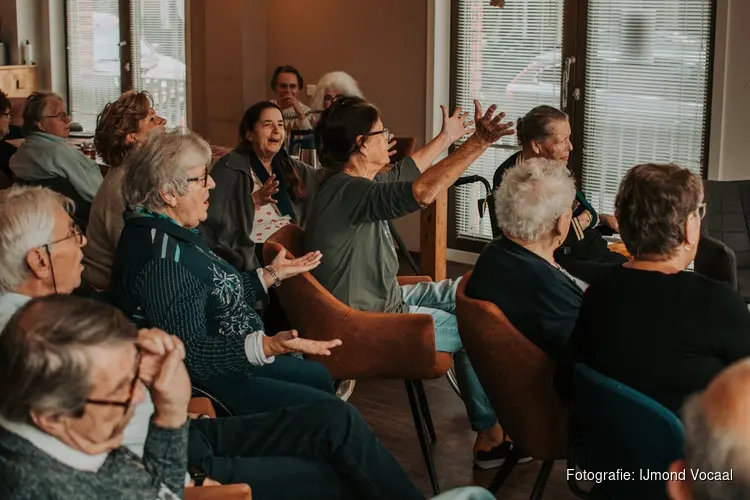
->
[130,0,187,128]
[580,0,712,215]
[66,1,123,131]
[453,0,564,240]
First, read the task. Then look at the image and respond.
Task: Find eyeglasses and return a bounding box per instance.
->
[695,202,706,220]
[1,111,11,119]
[277,82,298,90]
[323,94,336,102]
[366,128,392,142]
[42,222,84,250]
[86,346,142,414]
[187,169,209,187]
[44,112,71,122]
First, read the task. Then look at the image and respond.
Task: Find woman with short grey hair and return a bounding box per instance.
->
[466,158,587,356]
[109,130,343,417]
[10,92,103,206]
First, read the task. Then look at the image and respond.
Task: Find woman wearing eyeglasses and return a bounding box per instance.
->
[559,163,750,416]
[10,92,103,204]
[200,101,319,270]
[270,65,313,132]
[109,131,343,418]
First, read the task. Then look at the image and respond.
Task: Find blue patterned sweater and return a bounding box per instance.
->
[109,211,269,381]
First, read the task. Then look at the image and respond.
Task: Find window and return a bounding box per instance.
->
[450,0,714,251]
[66,0,187,131]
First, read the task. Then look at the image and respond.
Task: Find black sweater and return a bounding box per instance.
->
[559,265,750,415]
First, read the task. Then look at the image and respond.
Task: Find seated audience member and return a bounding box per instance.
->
[109,131,343,416]
[561,163,750,414]
[83,90,166,290]
[10,92,102,203]
[310,71,365,113]
[667,359,750,500]
[0,295,192,500]
[306,96,515,467]
[270,65,313,132]
[0,185,431,500]
[493,106,626,278]
[200,101,318,270]
[466,158,586,357]
[0,90,16,182]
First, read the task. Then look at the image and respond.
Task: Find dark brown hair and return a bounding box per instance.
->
[0,89,10,114]
[517,105,568,146]
[238,101,305,201]
[270,65,304,91]
[95,90,154,167]
[615,163,703,260]
[0,295,138,422]
[314,96,380,183]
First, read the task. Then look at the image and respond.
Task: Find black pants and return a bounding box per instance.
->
[188,400,424,500]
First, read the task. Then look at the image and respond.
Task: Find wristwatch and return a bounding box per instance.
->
[264,265,282,289]
[188,466,206,487]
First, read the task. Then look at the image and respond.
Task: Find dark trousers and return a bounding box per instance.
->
[188,400,424,500]
[196,355,338,416]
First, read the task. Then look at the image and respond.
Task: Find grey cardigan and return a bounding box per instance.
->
[199,149,318,271]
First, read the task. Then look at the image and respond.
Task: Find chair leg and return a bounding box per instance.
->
[405,380,440,495]
[530,460,554,500]
[488,446,520,493]
[414,380,437,444]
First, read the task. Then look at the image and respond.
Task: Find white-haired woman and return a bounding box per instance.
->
[108,130,343,417]
[466,157,587,356]
[310,71,365,114]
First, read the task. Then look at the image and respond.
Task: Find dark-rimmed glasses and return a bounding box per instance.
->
[1,111,11,119]
[187,169,209,187]
[85,346,142,414]
[365,128,392,143]
[44,112,71,122]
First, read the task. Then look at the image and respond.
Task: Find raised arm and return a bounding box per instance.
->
[410,105,473,172]
[412,101,515,206]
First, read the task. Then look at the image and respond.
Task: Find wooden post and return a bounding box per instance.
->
[420,191,447,281]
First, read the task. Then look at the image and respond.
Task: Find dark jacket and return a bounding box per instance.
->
[199,149,319,271]
[109,211,268,382]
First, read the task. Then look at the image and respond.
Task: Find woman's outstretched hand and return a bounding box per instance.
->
[439,105,473,145]
[472,100,515,146]
[263,330,342,357]
[268,248,323,281]
[252,174,280,207]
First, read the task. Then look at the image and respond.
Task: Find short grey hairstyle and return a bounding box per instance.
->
[23,91,63,135]
[310,71,365,111]
[0,186,74,293]
[0,295,138,423]
[495,157,576,241]
[121,129,211,212]
[681,390,750,499]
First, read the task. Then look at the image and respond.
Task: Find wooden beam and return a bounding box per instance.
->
[419,191,447,281]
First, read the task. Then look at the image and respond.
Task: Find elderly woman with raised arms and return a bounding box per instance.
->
[109,131,342,416]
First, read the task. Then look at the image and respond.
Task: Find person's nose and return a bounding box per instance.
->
[207,174,216,190]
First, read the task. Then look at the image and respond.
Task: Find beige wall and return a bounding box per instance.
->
[708,0,750,181]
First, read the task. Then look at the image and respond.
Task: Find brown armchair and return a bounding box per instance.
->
[456,271,568,499]
[389,136,416,165]
[264,224,451,495]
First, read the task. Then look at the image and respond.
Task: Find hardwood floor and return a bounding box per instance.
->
[347,255,578,498]
[349,377,578,499]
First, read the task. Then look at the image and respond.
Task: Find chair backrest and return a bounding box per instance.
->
[455,272,568,459]
[486,193,501,239]
[694,234,738,290]
[390,136,416,165]
[704,180,750,268]
[0,171,10,190]
[572,364,684,498]
[15,176,92,230]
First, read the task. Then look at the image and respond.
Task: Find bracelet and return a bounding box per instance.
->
[264,265,282,289]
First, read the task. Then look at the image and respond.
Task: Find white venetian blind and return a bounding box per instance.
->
[130,0,187,128]
[580,0,712,215]
[66,0,123,131]
[453,0,564,241]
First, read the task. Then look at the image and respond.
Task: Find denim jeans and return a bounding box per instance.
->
[401,278,498,432]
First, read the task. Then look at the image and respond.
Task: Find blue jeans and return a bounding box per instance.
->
[401,278,498,432]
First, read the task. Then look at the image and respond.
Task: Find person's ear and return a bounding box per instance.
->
[37,120,47,132]
[25,247,51,280]
[125,131,139,145]
[530,139,542,156]
[685,213,701,248]
[30,410,69,439]
[666,459,692,500]
[159,189,178,208]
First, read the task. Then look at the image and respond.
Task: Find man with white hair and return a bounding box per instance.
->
[667,359,750,500]
[465,157,588,356]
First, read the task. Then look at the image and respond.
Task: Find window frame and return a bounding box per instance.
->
[448,0,717,254]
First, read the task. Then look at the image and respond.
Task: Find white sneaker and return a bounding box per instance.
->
[336,380,356,401]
